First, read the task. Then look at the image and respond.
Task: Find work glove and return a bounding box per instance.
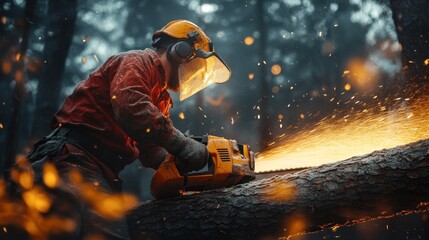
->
[164,128,210,172]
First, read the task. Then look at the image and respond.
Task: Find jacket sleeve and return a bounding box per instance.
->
[137,143,169,170]
[109,53,174,147]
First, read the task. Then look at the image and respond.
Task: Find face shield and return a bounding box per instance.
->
[178,49,231,101]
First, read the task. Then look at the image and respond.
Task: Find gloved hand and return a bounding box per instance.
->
[164,128,210,172]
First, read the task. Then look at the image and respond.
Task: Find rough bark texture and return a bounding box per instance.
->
[128,138,429,240]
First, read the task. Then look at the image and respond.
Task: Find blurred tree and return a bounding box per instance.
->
[389,0,429,84]
[257,0,270,147]
[31,0,77,139]
[2,0,36,173]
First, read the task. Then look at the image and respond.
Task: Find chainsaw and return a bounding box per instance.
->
[150,135,256,199]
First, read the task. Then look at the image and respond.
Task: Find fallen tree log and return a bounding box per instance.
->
[128,139,429,240]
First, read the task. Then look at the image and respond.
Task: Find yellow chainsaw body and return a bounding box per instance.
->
[150,135,255,199]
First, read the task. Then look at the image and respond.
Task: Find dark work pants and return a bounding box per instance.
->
[29,143,131,240]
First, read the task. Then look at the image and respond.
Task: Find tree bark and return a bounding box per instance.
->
[389,0,429,83]
[31,0,77,139]
[128,138,429,240]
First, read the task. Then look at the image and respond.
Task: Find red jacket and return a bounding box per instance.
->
[53,49,173,168]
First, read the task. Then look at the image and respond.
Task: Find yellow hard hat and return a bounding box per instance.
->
[153,20,231,101]
[152,19,212,52]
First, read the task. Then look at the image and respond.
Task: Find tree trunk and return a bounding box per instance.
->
[3,0,37,173]
[128,138,429,240]
[31,0,77,139]
[389,0,429,83]
[256,0,270,149]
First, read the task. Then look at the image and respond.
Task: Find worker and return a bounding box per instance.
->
[24,20,231,239]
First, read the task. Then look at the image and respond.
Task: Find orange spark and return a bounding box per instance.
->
[244,36,254,45]
[178,112,185,119]
[271,64,282,75]
[0,179,5,198]
[22,188,52,213]
[43,162,59,188]
[2,60,12,74]
[15,53,21,61]
[248,73,254,80]
[344,83,351,91]
[345,58,380,91]
[15,70,23,83]
[256,90,429,172]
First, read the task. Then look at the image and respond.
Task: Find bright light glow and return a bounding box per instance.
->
[256,92,429,172]
[179,112,185,119]
[344,83,351,91]
[244,36,254,46]
[43,163,59,188]
[2,60,12,74]
[199,3,218,13]
[345,58,380,91]
[248,73,255,80]
[23,188,52,213]
[271,64,282,75]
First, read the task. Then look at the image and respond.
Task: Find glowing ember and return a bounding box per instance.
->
[2,60,12,74]
[43,162,59,188]
[345,58,380,91]
[271,64,282,75]
[244,36,254,45]
[256,91,429,172]
[344,83,351,91]
[248,73,255,80]
[179,112,185,119]
[15,70,23,82]
[23,188,52,213]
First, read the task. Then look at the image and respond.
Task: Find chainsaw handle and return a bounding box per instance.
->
[190,135,209,145]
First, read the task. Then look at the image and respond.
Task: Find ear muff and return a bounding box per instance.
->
[168,41,194,65]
